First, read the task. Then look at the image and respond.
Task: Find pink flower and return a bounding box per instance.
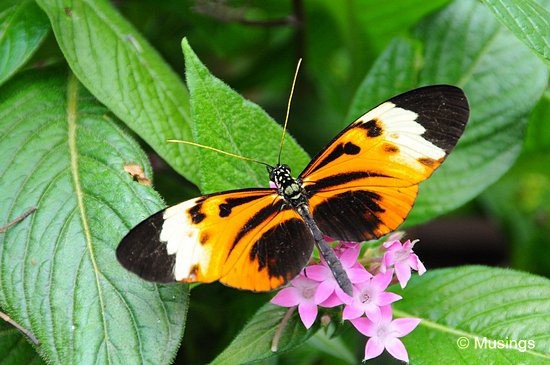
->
[381,239,426,288]
[342,270,402,320]
[333,240,360,255]
[269,181,278,189]
[351,305,421,362]
[270,274,319,329]
[305,244,371,305]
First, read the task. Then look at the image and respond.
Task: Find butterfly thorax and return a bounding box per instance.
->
[268,164,308,209]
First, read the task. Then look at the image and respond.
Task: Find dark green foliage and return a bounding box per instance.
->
[0,0,548,363]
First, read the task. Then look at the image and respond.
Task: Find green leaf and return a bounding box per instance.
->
[182,38,310,193]
[35,0,198,184]
[0,317,44,365]
[393,266,550,363]
[210,303,315,365]
[349,0,548,226]
[305,330,356,364]
[482,0,550,63]
[346,37,422,122]
[0,0,50,86]
[524,91,550,153]
[350,0,451,52]
[480,154,550,276]
[0,69,187,364]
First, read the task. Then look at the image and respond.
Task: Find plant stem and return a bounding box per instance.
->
[0,206,36,233]
[271,306,296,352]
[0,310,40,346]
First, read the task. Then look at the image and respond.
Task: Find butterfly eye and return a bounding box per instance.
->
[281,164,291,173]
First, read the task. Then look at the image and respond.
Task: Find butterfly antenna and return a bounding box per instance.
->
[277,58,302,165]
[167,139,272,168]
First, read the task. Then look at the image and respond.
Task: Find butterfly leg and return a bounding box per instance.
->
[297,206,353,296]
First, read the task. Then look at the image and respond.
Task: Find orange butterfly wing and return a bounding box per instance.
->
[117,85,469,292]
[117,189,314,291]
[300,85,469,241]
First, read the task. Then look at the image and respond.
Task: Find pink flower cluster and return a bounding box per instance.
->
[271,237,425,362]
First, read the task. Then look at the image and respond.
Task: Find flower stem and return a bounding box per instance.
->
[271,306,296,352]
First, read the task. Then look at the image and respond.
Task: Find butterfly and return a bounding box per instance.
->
[116,85,469,295]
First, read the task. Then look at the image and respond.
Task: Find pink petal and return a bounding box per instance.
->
[347,266,372,283]
[379,305,393,322]
[314,280,336,304]
[298,302,318,329]
[291,274,316,288]
[364,304,383,322]
[339,244,360,267]
[408,255,420,271]
[380,252,393,272]
[372,270,393,291]
[364,337,385,360]
[385,232,405,244]
[318,292,342,308]
[395,261,412,288]
[342,303,364,320]
[305,265,331,281]
[392,318,421,337]
[271,287,300,307]
[377,291,402,306]
[269,181,278,189]
[383,240,401,250]
[385,337,409,363]
[334,285,353,304]
[350,317,376,337]
[402,239,413,250]
[416,256,426,275]
[340,240,360,249]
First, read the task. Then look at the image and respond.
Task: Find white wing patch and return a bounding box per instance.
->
[362,101,446,161]
[161,198,204,281]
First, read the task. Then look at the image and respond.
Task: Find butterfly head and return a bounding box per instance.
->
[268,164,306,206]
[267,164,291,184]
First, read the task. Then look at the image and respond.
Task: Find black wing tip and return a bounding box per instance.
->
[389,84,470,153]
[390,84,469,111]
[116,210,176,283]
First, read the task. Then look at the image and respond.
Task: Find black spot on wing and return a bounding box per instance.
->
[116,210,176,283]
[218,193,268,218]
[389,85,469,153]
[249,218,313,281]
[312,190,386,242]
[344,142,361,154]
[360,119,383,137]
[189,203,205,224]
[313,142,361,171]
[219,204,231,217]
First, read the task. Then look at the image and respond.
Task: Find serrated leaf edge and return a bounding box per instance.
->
[183,39,265,188]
